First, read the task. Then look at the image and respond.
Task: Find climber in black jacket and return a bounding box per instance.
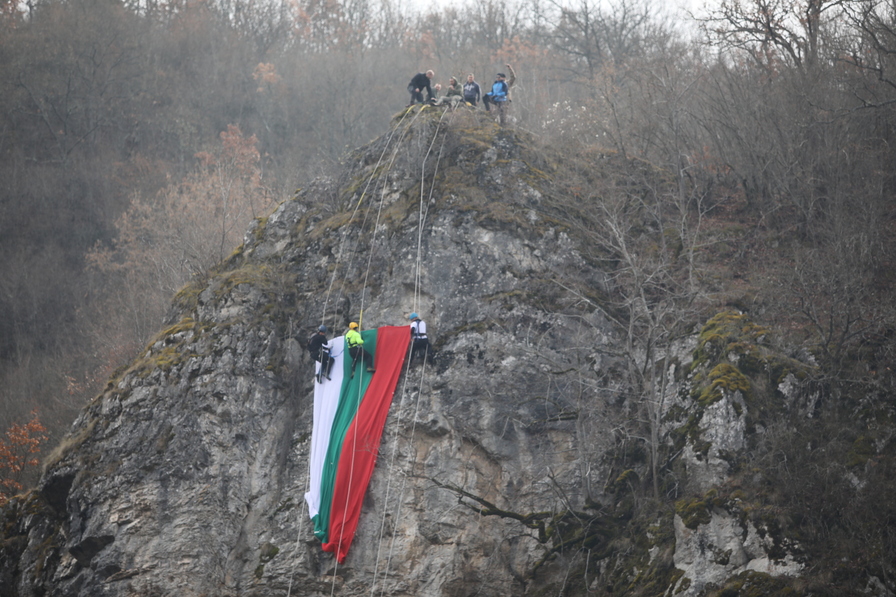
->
[307,325,334,382]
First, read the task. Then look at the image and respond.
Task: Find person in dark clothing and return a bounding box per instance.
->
[407,70,435,106]
[307,325,335,381]
[409,313,430,363]
[463,74,481,106]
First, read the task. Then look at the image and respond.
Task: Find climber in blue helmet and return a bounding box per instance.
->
[408,313,430,364]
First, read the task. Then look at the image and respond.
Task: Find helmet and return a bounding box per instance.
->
[318,325,327,332]
[409,313,419,320]
[349,322,359,329]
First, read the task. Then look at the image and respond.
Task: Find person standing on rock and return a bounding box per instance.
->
[407,70,435,106]
[409,313,430,363]
[463,73,481,107]
[482,64,516,124]
[346,322,375,374]
[307,325,334,382]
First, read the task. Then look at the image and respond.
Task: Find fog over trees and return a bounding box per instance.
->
[1,0,895,474]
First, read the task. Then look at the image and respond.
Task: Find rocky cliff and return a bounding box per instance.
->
[2,108,886,597]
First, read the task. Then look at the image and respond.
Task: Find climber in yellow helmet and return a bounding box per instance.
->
[346,322,375,374]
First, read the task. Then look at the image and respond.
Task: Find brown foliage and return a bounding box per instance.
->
[85,124,274,351]
[0,411,48,505]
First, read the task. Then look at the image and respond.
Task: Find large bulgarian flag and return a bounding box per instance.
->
[305,325,410,563]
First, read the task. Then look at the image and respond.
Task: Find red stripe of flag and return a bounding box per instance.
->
[322,325,411,563]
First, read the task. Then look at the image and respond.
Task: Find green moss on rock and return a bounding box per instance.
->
[695,363,751,405]
[692,311,769,372]
[675,497,712,529]
[259,542,279,563]
[847,435,875,468]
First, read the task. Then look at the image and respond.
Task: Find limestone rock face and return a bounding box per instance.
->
[673,511,803,596]
[0,111,816,596]
[681,389,748,493]
[0,112,621,597]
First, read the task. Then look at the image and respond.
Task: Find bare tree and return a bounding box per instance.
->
[86,125,273,349]
[554,156,711,500]
[700,0,846,73]
[786,192,891,374]
[548,0,655,81]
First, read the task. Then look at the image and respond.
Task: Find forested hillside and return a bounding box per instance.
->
[2,0,896,520]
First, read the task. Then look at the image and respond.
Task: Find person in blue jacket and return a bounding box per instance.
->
[482,64,516,123]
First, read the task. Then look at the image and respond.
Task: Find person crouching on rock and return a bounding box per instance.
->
[407,70,435,106]
[431,77,463,108]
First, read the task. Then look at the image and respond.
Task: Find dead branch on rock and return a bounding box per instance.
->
[421,475,614,578]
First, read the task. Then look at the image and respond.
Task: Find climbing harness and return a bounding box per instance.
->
[316,346,332,384]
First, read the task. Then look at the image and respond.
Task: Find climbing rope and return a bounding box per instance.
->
[329,371,367,597]
[329,105,445,595]
[368,340,419,595]
[321,106,424,326]
[285,106,421,597]
[294,104,452,594]
[362,105,449,322]
[375,350,430,597]
[414,111,451,313]
[369,109,452,596]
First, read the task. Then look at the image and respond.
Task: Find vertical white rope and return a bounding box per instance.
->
[378,349,429,597]
[412,108,449,314]
[300,106,449,594]
[328,354,366,597]
[330,106,433,583]
[415,112,450,313]
[370,109,449,595]
[368,345,417,596]
[298,109,419,596]
[321,108,423,325]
